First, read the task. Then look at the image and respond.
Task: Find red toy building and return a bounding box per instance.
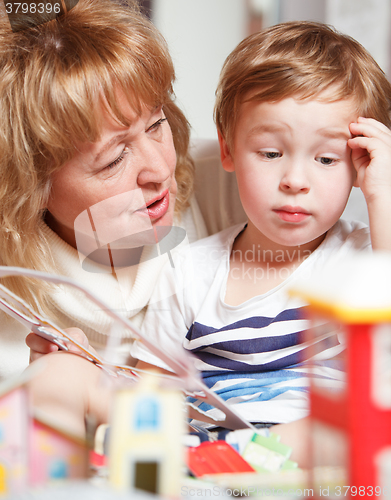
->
[291,252,391,497]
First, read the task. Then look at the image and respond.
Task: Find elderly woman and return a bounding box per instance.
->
[0,0,243,380]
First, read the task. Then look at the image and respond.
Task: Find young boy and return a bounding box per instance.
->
[131,20,391,426]
[27,21,391,466]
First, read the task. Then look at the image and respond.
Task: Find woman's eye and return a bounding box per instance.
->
[147,117,167,133]
[105,148,128,170]
[316,156,336,166]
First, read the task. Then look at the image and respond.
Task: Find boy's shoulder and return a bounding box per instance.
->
[318,219,371,263]
[328,218,370,248]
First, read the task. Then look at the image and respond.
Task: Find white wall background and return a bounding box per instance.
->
[152,0,391,141]
[152,0,248,141]
[326,0,391,75]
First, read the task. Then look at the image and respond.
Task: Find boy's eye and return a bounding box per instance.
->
[316,156,336,166]
[260,151,281,160]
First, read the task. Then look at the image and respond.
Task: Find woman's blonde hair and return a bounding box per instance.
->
[0,0,194,310]
[215,21,391,150]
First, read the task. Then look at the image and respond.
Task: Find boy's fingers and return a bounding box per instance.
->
[350,120,391,141]
[348,135,381,155]
[356,117,391,135]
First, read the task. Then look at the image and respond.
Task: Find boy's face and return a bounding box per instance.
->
[219,96,358,250]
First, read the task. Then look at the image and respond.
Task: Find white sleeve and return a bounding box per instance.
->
[130,245,194,372]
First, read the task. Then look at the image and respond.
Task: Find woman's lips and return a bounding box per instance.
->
[139,190,170,220]
[273,206,311,223]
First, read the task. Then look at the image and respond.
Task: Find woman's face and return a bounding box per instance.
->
[45,95,177,253]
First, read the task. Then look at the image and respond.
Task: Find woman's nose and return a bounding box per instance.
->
[136,139,175,187]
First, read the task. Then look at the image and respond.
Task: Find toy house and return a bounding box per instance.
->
[291,252,391,496]
[109,372,186,497]
[0,383,29,495]
[29,414,88,487]
[0,372,88,496]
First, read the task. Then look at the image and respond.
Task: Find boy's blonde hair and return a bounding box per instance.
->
[0,0,193,311]
[215,21,391,150]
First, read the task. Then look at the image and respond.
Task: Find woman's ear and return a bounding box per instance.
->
[40,181,52,210]
[218,131,235,172]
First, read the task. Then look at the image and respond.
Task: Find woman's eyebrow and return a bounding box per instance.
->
[94,132,129,163]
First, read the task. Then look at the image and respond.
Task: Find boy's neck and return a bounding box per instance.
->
[233,223,326,265]
[224,224,326,306]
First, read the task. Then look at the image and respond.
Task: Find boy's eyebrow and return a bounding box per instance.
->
[247,124,351,141]
[317,128,352,141]
[247,123,289,137]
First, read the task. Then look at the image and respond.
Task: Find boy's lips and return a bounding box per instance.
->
[138,190,170,220]
[273,206,311,223]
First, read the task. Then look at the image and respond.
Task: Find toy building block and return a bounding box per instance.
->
[187,441,255,477]
[242,433,297,473]
[109,372,186,497]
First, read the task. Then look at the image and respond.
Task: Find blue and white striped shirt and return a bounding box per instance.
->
[133,220,370,424]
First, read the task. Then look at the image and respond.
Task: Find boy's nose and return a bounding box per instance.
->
[279,163,310,194]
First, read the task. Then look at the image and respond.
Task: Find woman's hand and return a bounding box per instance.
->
[26,327,93,363]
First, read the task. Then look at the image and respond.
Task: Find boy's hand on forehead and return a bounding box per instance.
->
[350,117,391,251]
[348,117,391,203]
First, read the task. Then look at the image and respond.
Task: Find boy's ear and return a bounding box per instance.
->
[218,131,235,172]
[352,166,359,188]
